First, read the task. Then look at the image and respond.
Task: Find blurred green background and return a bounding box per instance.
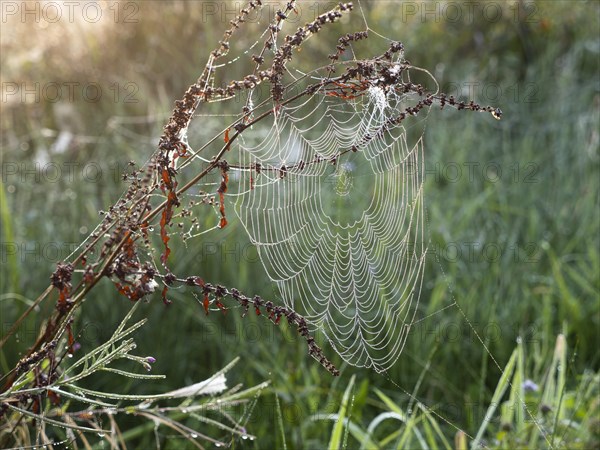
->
[1,1,599,448]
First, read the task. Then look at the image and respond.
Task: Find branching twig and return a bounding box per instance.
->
[1,3,501,446]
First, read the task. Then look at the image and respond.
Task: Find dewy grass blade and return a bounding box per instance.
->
[472,347,518,449]
[329,374,355,450]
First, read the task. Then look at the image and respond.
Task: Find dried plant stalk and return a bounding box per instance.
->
[1,1,500,434]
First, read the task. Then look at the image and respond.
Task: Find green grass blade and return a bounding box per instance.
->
[374,388,407,419]
[455,430,468,450]
[550,333,568,446]
[418,404,452,450]
[328,374,355,450]
[472,346,517,449]
[364,411,404,449]
[348,419,378,450]
[0,181,18,292]
[274,391,287,450]
[395,409,426,450]
[503,337,525,432]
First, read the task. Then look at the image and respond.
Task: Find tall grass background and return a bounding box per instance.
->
[1,1,598,448]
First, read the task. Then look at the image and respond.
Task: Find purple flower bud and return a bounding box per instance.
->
[146,356,156,364]
[522,379,539,392]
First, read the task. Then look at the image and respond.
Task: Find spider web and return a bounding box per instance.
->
[160,1,438,372]
[228,83,427,371]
